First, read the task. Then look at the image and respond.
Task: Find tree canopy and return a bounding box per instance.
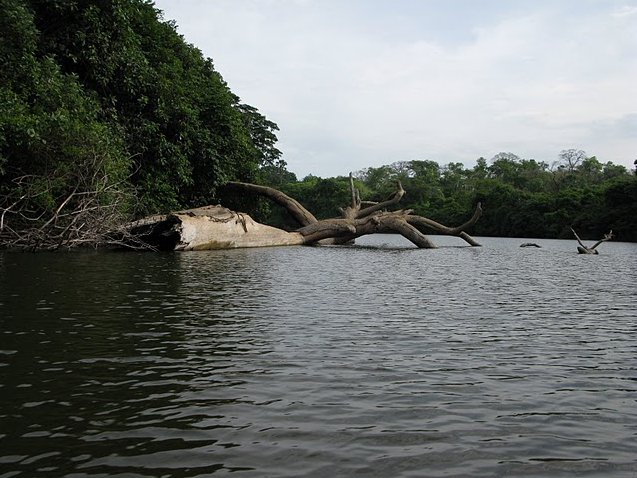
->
[256,152,636,242]
[1,0,279,249]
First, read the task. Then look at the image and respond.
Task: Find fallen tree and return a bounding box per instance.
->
[126,174,482,250]
[570,227,613,254]
[125,205,305,251]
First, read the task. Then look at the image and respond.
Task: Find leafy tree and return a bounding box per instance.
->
[600,176,637,241]
[26,0,276,213]
[355,164,402,201]
[472,157,489,180]
[403,160,443,214]
[336,152,635,241]
[488,152,521,185]
[602,162,628,180]
[237,103,283,168]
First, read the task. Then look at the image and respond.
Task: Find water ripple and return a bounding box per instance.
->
[0,238,636,477]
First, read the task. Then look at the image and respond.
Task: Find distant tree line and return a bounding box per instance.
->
[258,151,637,242]
[1,0,635,247]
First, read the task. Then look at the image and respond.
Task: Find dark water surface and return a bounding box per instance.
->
[1,236,636,477]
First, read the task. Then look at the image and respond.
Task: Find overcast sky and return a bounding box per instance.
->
[153,0,637,178]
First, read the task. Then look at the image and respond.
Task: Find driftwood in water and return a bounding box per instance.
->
[126,175,482,251]
[570,227,613,254]
[227,174,482,248]
[125,206,304,251]
[520,242,541,248]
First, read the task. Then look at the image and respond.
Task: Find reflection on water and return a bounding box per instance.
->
[1,236,636,477]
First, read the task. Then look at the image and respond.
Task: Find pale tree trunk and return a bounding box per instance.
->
[125,175,483,251]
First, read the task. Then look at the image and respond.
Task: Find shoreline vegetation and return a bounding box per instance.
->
[1,0,636,251]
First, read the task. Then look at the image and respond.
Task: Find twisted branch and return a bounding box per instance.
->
[0,153,146,251]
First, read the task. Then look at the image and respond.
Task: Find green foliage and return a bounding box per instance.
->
[1,0,283,247]
[25,0,269,213]
[262,154,635,242]
[256,164,298,187]
[1,0,132,246]
[601,176,637,241]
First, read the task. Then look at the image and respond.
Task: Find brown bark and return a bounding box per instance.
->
[380,215,437,248]
[355,179,406,219]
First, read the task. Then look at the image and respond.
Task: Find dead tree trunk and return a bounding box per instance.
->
[125,175,483,251]
[570,227,613,254]
[227,173,482,249]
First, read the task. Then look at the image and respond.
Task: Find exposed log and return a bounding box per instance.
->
[296,219,357,244]
[126,176,483,251]
[570,227,613,254]
[294,209,438,248]
[222,177,481,249]
[125,205,304,251]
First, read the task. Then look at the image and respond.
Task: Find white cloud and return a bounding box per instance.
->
[612,5,637,17]
[154,0,637,177]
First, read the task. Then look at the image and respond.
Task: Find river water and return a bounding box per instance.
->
[0,236,635,477]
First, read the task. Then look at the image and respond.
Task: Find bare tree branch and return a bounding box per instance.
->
[356,180,405,219]
[219,177,482,249]
[1,152,143,251]
[226,181,318,226]
[571,226,613,254]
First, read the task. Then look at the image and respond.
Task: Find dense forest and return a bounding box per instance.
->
[1,0,635,249]
[259,151,636,241]
[0,0,281,248]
